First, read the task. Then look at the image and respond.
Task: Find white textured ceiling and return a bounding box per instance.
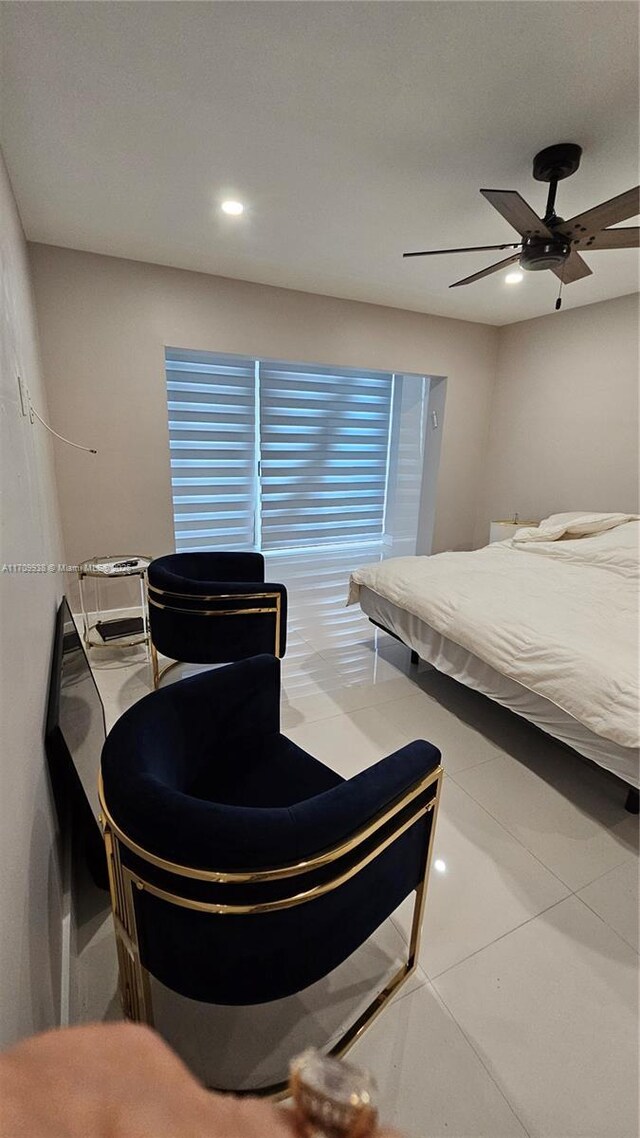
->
[1,1,638,325]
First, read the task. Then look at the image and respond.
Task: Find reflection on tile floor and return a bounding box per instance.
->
[76,544,639,1137]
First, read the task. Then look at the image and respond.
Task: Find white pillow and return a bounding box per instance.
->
[514,512,638,543]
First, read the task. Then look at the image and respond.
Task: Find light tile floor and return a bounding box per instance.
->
[75,546,639,1137]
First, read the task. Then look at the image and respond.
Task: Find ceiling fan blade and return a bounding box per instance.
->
[557,186,640,239]
[580,226,639,250]
[449,253,521,288]
[552,251,593,284]
[403,242,521,258]
[480,189,553,238]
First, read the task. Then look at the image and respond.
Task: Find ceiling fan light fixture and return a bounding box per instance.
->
[520,238,570,272]
[505,270,524,284]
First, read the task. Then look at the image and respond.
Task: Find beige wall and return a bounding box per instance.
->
[0,156,65,1044]
[476,294,639,544]
[29,243,499,579]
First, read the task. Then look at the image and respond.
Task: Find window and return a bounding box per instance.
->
[165,349,429,556]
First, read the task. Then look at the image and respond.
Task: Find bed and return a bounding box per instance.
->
[348,512,639,808]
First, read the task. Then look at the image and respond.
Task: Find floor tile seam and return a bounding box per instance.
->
[90,660,147,674]
[441,752,506,776]
[366,683,432,708]
[372,690,518,744]
[570,852,639,895]
[284,632,320,653]
[281,702,384,730]
[281,710,334,730]
[310,637,387,662]
[444,768,583,891]
[281,681,422,724]
[426,894,574,984]
[565,891,640,959]
[374,690,455,723]
[370,691,538,747]
[286,705,416,747]
[289,608,368,624]
[310,645,383,665]
[377,957,533,1135]
[98,686,151,706]
[307,632,380,650]
[427,982,534,1138]
[391,882,572,991]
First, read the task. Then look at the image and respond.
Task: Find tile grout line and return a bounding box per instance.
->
[355,954,533,1134]
[425,894,575,984]
[429,980,534,1138]
[426,891,637,1130]
[282,687,486,733]
[286,705,416,749]
[567,890,640,957]
[374,951,534,1135]
[568,851,639,895]
[444,765,590,892]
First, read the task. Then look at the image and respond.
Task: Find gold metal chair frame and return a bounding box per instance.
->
[98,764,443,1098]
[147,584,283,689]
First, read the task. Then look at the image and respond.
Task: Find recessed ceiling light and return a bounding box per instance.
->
[505,270,524,284]
[221,200,244,216]
[434,859,447,873]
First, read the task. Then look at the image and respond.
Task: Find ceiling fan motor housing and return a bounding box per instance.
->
[520,236,571,272]
[532,143,583,183]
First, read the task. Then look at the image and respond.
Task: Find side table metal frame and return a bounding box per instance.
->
[78,557,151,659]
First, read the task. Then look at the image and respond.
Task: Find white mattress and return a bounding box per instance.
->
[358,584,639,790]
[349,518,639,750]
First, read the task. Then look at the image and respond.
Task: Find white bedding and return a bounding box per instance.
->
[348,518,639,749]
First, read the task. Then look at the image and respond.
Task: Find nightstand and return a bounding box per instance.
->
[489,519,538,543]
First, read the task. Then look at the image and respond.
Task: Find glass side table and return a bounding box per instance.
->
[78,555,151,656]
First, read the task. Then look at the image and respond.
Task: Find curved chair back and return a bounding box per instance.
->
[147,552,287,668]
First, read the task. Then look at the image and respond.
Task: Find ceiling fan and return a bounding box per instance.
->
[403,143,639,299]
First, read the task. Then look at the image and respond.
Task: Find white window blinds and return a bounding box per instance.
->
[164,350,394,554]
[165,349,257,552]
[259,362,392,551]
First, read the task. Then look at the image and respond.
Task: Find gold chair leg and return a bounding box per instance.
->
[150,638,185,689]
[103,825,155,1026]
[113,930,155,1027]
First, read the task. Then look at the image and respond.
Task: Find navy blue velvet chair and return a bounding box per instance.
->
[99,655,442,1095]
[147,552,287,688]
